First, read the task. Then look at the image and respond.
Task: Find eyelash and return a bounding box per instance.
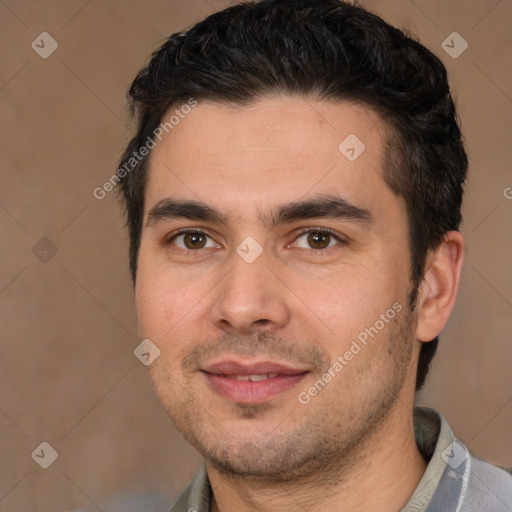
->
[165,228,219,250]
[292,227,345,249]
[165,227,345,251]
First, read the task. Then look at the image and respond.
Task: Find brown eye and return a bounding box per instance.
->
[183,232,207,249]
[307,231,331,249]
[292,230,342,250]
[171,231,216,250]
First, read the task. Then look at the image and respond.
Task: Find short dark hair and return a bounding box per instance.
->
[118,0,468,391]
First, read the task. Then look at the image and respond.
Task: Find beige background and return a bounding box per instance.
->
[0,0,511,510]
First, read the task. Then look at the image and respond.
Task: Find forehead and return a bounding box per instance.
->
[145,96,396,221]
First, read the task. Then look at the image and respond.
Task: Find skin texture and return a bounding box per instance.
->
[135,96,464,512]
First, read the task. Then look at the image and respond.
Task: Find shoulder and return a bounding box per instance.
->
[463,455,512,511]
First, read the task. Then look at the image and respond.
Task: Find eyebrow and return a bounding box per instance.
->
[145,194,373,228]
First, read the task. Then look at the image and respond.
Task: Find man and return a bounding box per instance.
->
[117,0,512,510]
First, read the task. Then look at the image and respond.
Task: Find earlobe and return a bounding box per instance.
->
[415,231,465,342]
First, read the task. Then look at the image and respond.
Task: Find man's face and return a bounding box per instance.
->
[135,97,421,479]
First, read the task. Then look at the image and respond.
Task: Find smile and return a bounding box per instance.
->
[224,373,279,381]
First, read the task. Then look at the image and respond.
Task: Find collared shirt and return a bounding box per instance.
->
[168,406,512,511]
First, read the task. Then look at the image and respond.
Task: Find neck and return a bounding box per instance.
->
[208,403,427,512]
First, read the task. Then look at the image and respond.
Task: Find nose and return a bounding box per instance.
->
[209,249,291,335]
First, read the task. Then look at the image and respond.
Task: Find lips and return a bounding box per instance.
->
[201,360,309,404]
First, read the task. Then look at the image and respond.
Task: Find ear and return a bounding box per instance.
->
[415,231,465,342]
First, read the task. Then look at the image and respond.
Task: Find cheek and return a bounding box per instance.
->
[296,265,407,355]
[300,262,400,317]
[135,250,190,325]
[135,244,218,328]
[135,275,167,334]
[135,269,209,368]
[135,273,186,351]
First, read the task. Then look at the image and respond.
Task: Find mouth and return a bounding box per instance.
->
[201,360,309,404]
[223,373,280,381]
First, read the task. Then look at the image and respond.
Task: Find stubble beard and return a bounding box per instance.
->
[152,304,417,485]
